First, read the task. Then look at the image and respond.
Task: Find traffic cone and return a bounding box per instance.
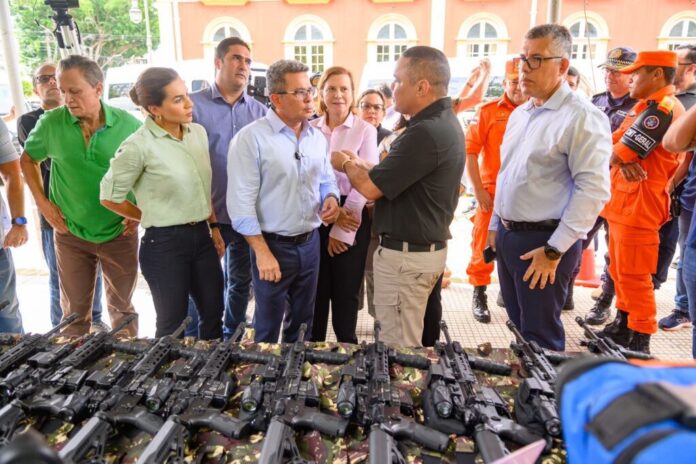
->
[575,247,601,288]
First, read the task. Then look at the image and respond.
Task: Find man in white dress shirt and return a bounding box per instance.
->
[487,24,612,351]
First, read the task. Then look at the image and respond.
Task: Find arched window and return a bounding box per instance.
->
[201,18,252,62]
[660,14,696,50]
[284,16,334,73]
[568,19,599,60]
[456,14,509,61]
[376,23,408,62]
[367,15,417,67]
[562,12,609,92]
[212,25,242,43]
[464,20,499,58]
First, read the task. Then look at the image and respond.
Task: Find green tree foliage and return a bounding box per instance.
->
[11,0,159,72]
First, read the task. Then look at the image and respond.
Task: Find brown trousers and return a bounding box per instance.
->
[54,231,139,337]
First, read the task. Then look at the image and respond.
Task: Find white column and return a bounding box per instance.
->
[430,0,446,51]
[155,0,176,64]
[0,0,25,117]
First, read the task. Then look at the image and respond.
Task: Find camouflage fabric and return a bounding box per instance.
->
[0,331,569,463]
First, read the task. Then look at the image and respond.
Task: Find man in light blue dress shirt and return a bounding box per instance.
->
[227,60,340,343]
[488,24,612,351]
[189,37,268,339]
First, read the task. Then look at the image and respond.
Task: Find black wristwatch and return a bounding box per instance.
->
[543,244,562,261]
[11,217,27,226]
[208,222,220,229]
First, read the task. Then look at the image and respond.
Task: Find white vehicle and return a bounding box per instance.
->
[104,60,268,119]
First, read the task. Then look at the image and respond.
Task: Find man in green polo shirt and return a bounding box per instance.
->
[21,55,140,337]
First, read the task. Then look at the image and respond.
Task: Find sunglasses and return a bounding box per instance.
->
[35,74,56,84]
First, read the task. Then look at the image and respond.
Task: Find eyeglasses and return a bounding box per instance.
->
[275,87,317,99]
[516,54,564,70]
[359,102,384,112]
[34,74,56,84]
[229,54,252,66]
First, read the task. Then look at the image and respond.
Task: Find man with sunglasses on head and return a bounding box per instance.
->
[189,37,267,339]
[17,63,108,332]
[487,24,612,351]
[227,59,340,343]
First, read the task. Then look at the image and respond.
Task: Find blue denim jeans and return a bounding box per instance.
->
[41,228,103,327]
[0,248,24,334]
[681,245,696,357]
[675,209,693,313]
[185,224,252,339]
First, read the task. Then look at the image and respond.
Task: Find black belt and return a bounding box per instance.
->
[500,219,559,232]
[263,231,313,244]
[380,235,446,253]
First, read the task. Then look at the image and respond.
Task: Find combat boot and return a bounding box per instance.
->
[472,286,491,323]
[563,279,575,311]
[597,309,633,348]
[584,291,614,325]
[628,332,651,354]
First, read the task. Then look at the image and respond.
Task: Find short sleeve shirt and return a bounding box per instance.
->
[24,103,141,243]
[369,98,465,244]
[100,118,213,228]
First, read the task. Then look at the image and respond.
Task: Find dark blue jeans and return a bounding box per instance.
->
[251,230,320,343]
[41,228,103,327]
[675,209,693,314]
[140,222,224,340]
[0,249,23,334]
[184,224,252,338]
[497,227,582,351]
[682,245,696,357]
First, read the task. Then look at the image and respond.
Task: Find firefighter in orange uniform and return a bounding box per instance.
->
[600,51,685,353]
[466,59,528,322]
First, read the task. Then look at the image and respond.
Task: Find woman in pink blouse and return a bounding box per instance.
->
[310,66,378,343]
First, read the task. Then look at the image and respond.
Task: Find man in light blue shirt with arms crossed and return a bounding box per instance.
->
[227,59,340,343]
[488,24,612,351]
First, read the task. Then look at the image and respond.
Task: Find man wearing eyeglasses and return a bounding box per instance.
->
[16,63,108,332]
[227,59,340,343]
[487,24,612,351]
[189,37,268,339]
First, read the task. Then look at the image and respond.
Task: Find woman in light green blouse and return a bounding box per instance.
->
[100,67,225,339]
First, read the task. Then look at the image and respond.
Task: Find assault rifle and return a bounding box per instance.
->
[335,321,450,464]
[137,322,277,464]
[238,323,350,464]
[0,316,136,444]
[506,320,562,437]
[0,314,78,377]
[575,317,654,360]
[423,321,543,463]
[59,317,192,464]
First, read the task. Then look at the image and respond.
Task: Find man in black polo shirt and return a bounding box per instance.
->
[332,46,464,346]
